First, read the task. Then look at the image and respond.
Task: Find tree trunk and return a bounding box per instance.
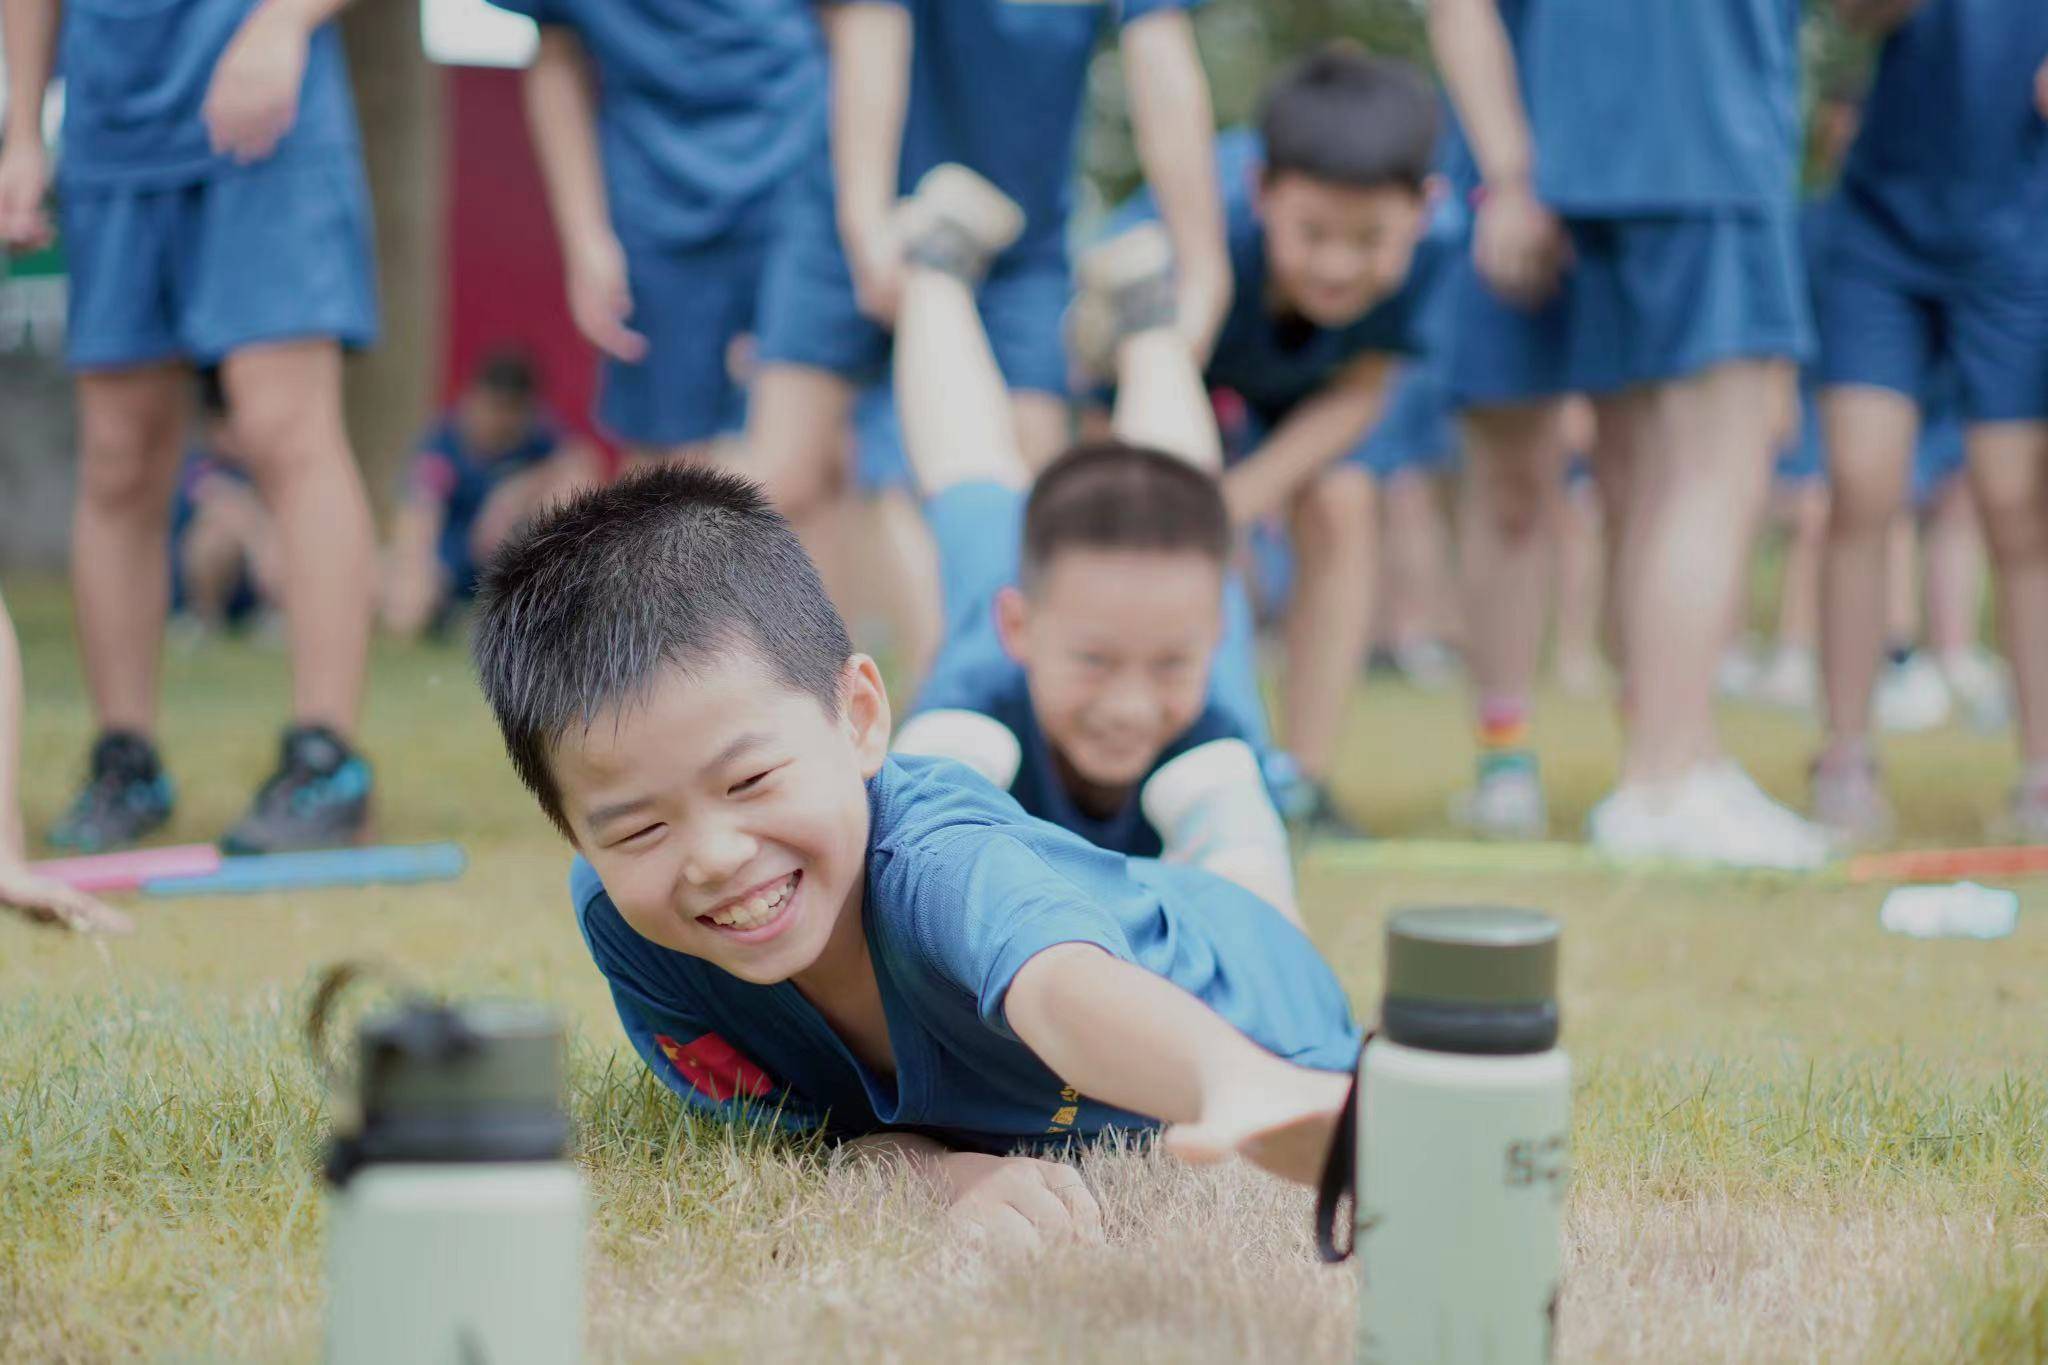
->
[342,0,441,521]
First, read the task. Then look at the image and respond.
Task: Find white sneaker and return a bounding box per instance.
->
[1751,645,1817,712]
[1717,641,1762,700]
[1589,762,1831,871]
[1875,651,1952,733]
[1938,647,2012,733]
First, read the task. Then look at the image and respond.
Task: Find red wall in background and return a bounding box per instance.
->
[442,63,614,464]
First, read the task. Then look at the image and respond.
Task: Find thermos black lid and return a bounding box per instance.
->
[327,1000,572,1184]
[1381,907,1560,1054]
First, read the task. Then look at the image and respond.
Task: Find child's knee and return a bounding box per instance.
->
[1292,469,1374,554]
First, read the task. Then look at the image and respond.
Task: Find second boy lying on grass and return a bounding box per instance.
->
[884,166,1299,922]
[472,461,1358,1248]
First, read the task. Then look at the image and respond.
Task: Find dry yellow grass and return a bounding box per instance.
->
[2,581,2043,1362]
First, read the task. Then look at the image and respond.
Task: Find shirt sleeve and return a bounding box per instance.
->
[1116,0,1203,24]
[902,832,1137,1041]
[571,863,818,1131]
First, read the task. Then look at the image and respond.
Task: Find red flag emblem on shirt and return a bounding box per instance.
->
[654,1033,775,1103]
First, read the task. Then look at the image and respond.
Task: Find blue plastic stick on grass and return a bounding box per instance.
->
[140,843,468,897]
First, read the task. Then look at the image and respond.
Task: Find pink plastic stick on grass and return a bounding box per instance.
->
[31,844,223,894]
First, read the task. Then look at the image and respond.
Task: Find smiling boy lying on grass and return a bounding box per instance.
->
[471,463,1359,1247]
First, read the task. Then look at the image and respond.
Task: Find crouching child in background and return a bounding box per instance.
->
[470,464,1359,1248]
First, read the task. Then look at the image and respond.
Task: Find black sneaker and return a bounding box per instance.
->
[47,731,176,852]
[220,724,373,854]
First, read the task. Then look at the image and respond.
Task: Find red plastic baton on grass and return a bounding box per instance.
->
[31,843,223,894]
[1847,845,2048,885]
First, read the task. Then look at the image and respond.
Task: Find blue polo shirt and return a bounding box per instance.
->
[841,0,1197,258]
[57,0,358,187]
[1839,0,2048,263]
[1507,0,1801,213]
[573,753,1359,1152]
[484,0,825,247]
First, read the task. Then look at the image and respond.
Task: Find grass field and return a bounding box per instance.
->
[2,577,2044,1363]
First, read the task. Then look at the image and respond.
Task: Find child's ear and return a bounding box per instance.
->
[842,654,893,778]
[994,585,1032,665]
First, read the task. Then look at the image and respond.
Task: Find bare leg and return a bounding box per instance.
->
[1773,482,1829,654]
[1818,385,1918,751]
[1380,469,1457,651]
[1967,420,2048,768]
[71,364,191,736]
[894,266,1029,493]
[1922,476,1987,661]
[1587,389,1647,688]
[1282,466,1376,782]
[1109,331,1220,472]
[1460,400,1572,720]
[221,339,374,734]
[1550,474,1605,693]
[1883,513,1921,651]
[1012,390,1071,472]
[179,499,251,629]
[1605,360,1780,783]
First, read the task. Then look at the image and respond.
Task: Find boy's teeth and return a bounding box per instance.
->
[709,875,795,930]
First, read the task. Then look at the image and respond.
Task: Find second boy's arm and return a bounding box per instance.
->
[0,0,58,250]
[1005,942,1350,1186]
[524,28,647,361]
[1121,9,1231,361]
[1220,352,1391,526]
[827,1,913,324]
[1427,0,1569,306]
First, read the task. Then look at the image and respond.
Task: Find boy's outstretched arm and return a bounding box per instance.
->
[202,0,351,164]
[894,264,1030,496]
[0,0,58,251]
[1220,352,1391,526]
[827,1,913,324]
[1121,9,1230,362]
[1427,0,1569,306]
[524,29,647,362]
[1005,943,1351,1185]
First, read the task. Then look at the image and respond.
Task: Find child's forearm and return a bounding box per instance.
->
[1427,0,1536,192]
[1121,11,1229,358]
[1,0,58,137]
[893,266,1029,494]
[523,29,614,255]
[1221,356,1390,525]
[827,1,911,245]
[1005,942,1288,1127]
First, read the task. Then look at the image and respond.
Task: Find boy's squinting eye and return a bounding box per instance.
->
[612,824,664,850]
[728,766,781,797]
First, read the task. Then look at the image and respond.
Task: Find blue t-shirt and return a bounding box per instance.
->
[1120,128,1454,426]
[1839,0,2048,264]
[486,0,826,248]
[1506,0,1801,213]
[824,0,1196,261]
[910,482,1258,858]
[407,413,560,571]
[58,0,359,187]
[572,753,1359,1151]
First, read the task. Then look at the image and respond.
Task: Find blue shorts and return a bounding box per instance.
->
[852,383,913,494]
[1816,194,2048,425]
[1352,361,1459,477]
[1449,211,1810,406]
[755,181,1070,396]
[601,233,762,446]
[60,154,378,371]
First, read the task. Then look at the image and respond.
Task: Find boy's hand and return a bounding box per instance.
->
[0,137,53,252]
[1163,1062,1350,1187]
[934,1151,1104,1252]
[843,211,905,325]
[1474,178,1571,308]
[564,230,648,362]
[203,2,314,164]
[0,860,135,935]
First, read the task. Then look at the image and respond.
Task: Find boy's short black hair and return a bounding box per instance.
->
[1259,42,1437,193]
[472,464,853,835]
[1020,442,1230,589]
[475,347,540,401]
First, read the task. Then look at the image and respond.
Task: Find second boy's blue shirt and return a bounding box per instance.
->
[58,0,358,186]
[1840,0,2048,264]
[485,0,825,247]
[1506,0,1801,213]
[573,754,1359,1152]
